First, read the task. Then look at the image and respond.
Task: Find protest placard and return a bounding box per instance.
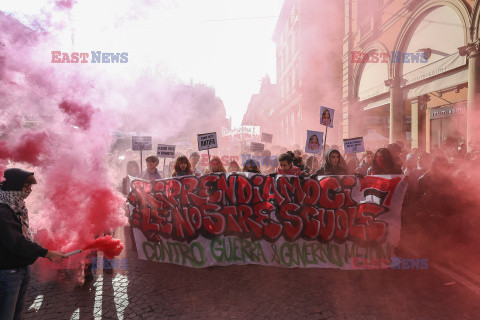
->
[250,142,265,153]
[261,133,273,144]
[343,137,365,154]
[157,144,176,158]
[305,130,323,154]
[198,132,218,151]
[132,136,152,151]
[320,106,335,128]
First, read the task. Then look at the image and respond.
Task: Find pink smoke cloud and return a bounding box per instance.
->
[59,100,96,130]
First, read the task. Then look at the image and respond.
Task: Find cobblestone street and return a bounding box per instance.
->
[21,226,480,320]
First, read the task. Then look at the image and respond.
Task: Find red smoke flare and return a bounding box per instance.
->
[58,100,96,130]
[83,235,124,259]
[0,131,50,167]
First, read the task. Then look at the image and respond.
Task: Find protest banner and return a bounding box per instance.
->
[343,137,365,154]
[198,132,218,151]
[305,130,323,154]
[157,144,176,158]
[250,142,265,153]
[221,126,260,146]
[127,173,406,269]
[261,133,273,144]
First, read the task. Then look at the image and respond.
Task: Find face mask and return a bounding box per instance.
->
[21,189,32,199]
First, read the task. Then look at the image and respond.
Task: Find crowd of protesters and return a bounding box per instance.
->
[112,138,479,261]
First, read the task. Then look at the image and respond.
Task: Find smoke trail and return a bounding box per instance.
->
[0,5,229,279]
[0,11,127,278]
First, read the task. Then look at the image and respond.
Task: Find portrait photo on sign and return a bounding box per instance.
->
[320,106,334,128]
[305,130,324,154]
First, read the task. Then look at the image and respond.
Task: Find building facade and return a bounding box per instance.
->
[343,0,480,152]
[241,75,278,140]
[272,0,344,147]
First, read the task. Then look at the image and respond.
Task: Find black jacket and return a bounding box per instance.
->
[0,204,48,269]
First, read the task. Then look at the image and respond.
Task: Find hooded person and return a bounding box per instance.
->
[367,148,402,175]
[315,149,348,176]
[0,168,66,320]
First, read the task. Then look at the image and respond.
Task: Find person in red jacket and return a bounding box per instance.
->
[0,168,66,320]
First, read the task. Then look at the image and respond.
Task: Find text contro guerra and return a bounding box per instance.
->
[142,237,393,268]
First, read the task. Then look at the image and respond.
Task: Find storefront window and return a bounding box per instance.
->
[430,102,466,151]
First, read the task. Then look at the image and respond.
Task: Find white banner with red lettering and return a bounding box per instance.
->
[127,174,406,269]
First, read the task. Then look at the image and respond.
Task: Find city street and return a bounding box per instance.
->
[2,0,480,319]
[22,226,480,320]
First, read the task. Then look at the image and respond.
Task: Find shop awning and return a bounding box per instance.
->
[363,96,390,111]
[404,67,467,99]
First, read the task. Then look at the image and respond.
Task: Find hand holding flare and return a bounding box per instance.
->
[65,235,124,259]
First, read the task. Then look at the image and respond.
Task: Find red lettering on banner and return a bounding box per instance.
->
[335,208,349,240]
[341,176,356,207]
[188,207,202,230]
[360,176,401,206]
[262,176,285,205]
[127,174,404,244]
[237,176,253,204]
[153,190,174,209]
[165,179,181,206]
[200,203,226,236]
[252,175,264,203]
[141,207,160,232]
[180,177,198,205]
[347,206,366,241]
[280,203,303,241]
[279,176,306,204]
[217,175,237,204]
[357,203,386,241]
[301,206,320,239]
[222,206,243,233]
[319,177,345,209]
[153,181,165,193]
[254,202,282,241]
[302,179,320,206]
[173,207,195,239]
[319,209,335,241]
[237,205,262,238]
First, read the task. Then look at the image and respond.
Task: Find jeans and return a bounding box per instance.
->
[0,267,30,320]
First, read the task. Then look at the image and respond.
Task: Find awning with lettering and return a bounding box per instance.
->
[403,67,467,100]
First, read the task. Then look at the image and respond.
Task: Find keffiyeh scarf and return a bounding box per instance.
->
[0,189,33,240]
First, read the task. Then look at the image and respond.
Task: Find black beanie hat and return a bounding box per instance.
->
[1,168,35,191]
